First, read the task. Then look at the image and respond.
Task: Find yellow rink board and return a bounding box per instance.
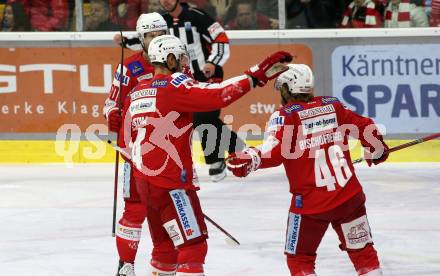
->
[0,140,439,164]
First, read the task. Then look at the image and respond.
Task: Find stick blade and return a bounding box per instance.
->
[225,236,240,247]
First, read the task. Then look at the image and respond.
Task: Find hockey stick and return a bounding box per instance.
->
[105,140,240,246]
[111,27,125,237]
[203,214,240,246]
[352,132,440,164]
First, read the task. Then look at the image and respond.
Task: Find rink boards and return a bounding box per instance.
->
[0,29,439,164]
[0,139,439,163]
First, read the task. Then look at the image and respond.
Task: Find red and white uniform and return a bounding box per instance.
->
[259,96,385,275]
[121,72,251,273]
[105,51,154,124]
[260,96,384,214]
[104,51,154,265]
[104,51,154,202]
[121,72,251,190]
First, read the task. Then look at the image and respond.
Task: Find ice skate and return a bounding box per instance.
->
[117,261,136,276]
[209,161,227,182]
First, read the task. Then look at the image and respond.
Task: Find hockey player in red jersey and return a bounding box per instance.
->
[120,34,292,276]
[226,64,389,276]
[103,12,168,276]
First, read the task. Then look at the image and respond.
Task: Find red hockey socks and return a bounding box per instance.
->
[347,244,381,275]
[116,219,142,263]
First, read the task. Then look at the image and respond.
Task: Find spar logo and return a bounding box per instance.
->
[332,44,440,133]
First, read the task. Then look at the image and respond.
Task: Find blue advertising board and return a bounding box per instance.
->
[332,44,440,133]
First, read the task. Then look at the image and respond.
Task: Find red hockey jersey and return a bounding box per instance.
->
[121,72,252,190]
[259,96,386,214]
[104,51,154,124]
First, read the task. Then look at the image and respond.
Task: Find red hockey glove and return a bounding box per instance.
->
[226,147,261,177]
[245,51,292,87]
[365,142,389,167]
[107,109,122,133]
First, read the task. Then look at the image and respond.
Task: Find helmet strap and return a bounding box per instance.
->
[139,36,148,54]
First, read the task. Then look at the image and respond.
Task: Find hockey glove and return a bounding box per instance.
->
[245,51,292,87]
[226,147,261,177]
[107,109,122,133]
[364,142,389,167]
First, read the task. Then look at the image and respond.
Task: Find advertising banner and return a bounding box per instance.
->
[0,44,313,133]
[332,44,440,134]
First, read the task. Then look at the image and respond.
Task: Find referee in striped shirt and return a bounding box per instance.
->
[159,0,246,182]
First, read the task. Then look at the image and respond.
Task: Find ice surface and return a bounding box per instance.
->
[1,163,440,275]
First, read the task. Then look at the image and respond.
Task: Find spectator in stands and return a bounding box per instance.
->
[425,0,432,19]
[1,1,31,31]
[341,0,383,27]
[85,0,120,31]
[255,0,279,28]
[29,0,69,31]
[146,0,163,12]
[431,0,440,25]
[286,0,344,28]
[225,0,272,29]
[207,0,232,22]
[384,0,429,27]
[185,0,217,18]
[110,0,141,30]
[257,0,277,19]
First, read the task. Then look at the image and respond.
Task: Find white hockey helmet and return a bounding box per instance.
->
[148,35,188,65]
[274,64,314,94]
[136,12,168,38]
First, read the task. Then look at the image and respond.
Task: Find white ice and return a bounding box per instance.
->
[1,163,440,276]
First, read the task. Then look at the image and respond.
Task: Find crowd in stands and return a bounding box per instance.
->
[0,0,439,32]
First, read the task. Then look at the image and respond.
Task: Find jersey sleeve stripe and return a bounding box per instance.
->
[208,42,230,66]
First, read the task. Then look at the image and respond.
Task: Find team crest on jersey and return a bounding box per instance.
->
[184,21,192,31]
[128,61,145,76]
[114,71,129,86]
[171,73,191,87]
[284,104,303,114]
[151,79,168,88]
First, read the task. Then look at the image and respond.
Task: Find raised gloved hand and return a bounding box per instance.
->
[364,142,389,167]
[226,147,261,177]
[245,51,293,87]
[107,109,122,133]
